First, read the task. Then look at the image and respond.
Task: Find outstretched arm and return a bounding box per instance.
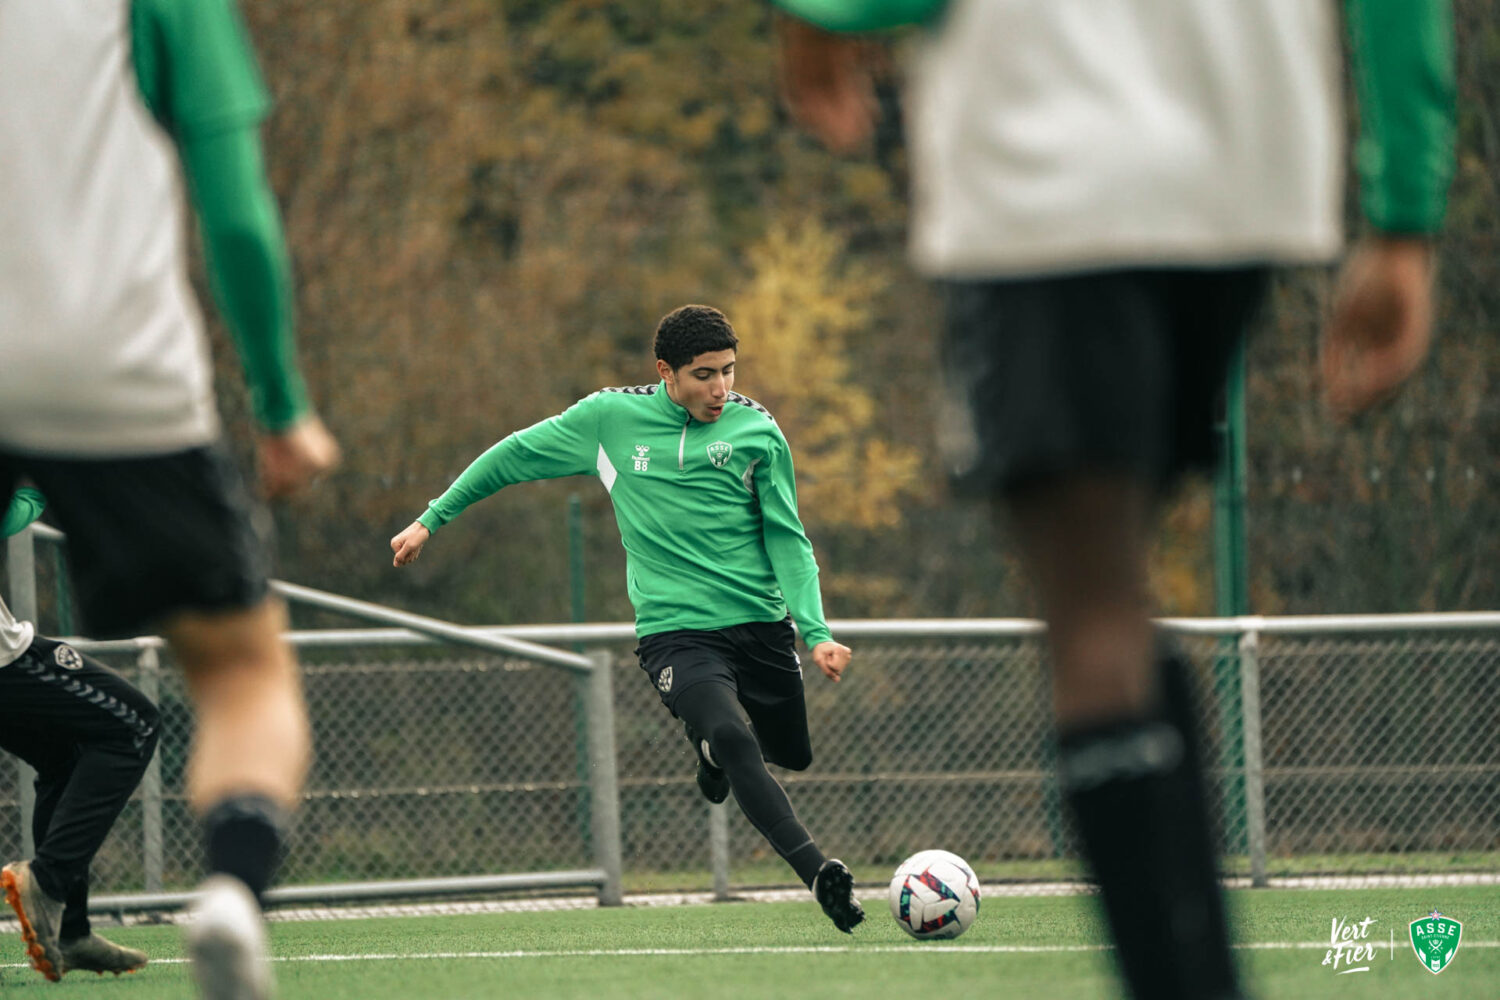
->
[393,396,603,568]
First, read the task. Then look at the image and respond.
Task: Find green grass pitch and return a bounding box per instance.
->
[2,887,1493,998]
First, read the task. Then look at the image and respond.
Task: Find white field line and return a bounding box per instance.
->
[4,873,1499,932]
[3,940,1499,971]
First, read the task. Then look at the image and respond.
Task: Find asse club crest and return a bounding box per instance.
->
[1409,911,1462,975]
[707,441,733,468]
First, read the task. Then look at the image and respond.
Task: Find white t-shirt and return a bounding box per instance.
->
[0,597,36,669]
[906,0,1345,278]
[0,0,219,455]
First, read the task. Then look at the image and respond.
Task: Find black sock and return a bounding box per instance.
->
[59,877,91,942]
[202,794,289,907]
[1057,654,1241,1000]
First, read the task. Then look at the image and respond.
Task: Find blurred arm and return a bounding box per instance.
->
[1,488,46,539]
[773,0,945,32]
[1324,0,1457,418]
[1345,0,1456,235]
[133,0,309,433]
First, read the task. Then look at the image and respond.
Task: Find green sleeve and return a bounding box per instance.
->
[133,0,308,431]
[1,489,46,539]
[756,432,832,648]
[179,127,309,430]
[1345,0,1456,235]
[772,0,946,31]
[418,396,604,533]
[131,0,270,138]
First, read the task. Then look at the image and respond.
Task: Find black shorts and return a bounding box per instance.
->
[636,617,809,764]
[0,444,271,638]
[940,267,1270,496]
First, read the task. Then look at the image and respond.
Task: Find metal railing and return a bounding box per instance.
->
[5,522,1498,908]
[5,524,623,910]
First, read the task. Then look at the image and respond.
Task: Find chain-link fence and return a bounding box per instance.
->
[3,605,1496,903]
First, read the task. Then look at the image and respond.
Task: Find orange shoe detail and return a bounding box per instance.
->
[2,866,62,982]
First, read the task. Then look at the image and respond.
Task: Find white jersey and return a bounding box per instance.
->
[907,0,1344,278]
[0,596,35,669]
[0,0,220,456]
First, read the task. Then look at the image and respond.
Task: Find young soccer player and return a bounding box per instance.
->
[0,489,157,978]
[391,304,864,933]
[775,2,1455,997]
[0,1,339,995]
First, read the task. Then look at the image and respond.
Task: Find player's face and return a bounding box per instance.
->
[662,350,736,422]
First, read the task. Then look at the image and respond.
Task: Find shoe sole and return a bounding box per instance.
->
[1,868,62,982]
[70,965,145,977]
[63,947,147,977]
[817,863,865,934]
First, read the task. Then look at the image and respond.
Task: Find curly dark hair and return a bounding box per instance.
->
[653,304,738,370]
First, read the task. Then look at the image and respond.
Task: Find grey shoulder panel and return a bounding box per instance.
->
[726,391,774,423]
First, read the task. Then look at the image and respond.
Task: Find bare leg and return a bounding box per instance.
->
[1002,473,1156,726]
[165,597,308,813]
[1002,473,1241,1000]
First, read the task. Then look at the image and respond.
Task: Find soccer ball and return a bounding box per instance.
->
[888,849,981,940]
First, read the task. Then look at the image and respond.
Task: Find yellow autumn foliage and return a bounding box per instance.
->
[729,221,922,533]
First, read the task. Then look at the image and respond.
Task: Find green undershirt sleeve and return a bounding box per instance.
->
[1345,0,1457,235]
[178,128,309,430]
[772,0,945,32]
[1,489,47,539]
[419,397,603,534]
[132,0,310,431]
[756,433,832,648]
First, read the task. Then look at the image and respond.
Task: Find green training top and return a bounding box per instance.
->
[419,383,833,647]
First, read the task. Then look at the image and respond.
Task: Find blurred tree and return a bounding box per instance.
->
[168,0,1499,629]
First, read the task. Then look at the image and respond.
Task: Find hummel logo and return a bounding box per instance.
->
[633,444,651,472]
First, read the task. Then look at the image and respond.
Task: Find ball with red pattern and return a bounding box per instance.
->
[889,849,981,940]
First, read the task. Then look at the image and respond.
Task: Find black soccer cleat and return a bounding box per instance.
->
[813,858,865,933]
[685,723,730,804]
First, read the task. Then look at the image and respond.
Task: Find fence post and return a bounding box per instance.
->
[136,645,164,892]
[1238,627,1268,888]
[7,528,38,858]
[710,803,730,900]
[584,650,623,905]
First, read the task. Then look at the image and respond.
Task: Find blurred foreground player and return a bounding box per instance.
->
[0,1,339,996]
[0,490,155,978]
[391,305,864,933]
[776,1,1455,997]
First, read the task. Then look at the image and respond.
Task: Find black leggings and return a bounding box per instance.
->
[0,636,159,940]
[675,681,825,886]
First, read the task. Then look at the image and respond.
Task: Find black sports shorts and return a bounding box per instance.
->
[0,443,272,638]
[636,617,809,763]
[940,266,1270,496]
